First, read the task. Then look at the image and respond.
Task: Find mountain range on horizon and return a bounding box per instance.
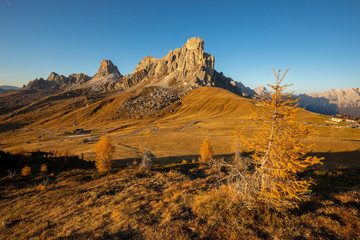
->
[246,85,360,117]
[1,37,359,118]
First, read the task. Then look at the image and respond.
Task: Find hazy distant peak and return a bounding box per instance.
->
[253,86,269,96]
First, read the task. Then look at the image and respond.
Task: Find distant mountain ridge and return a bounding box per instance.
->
[23,37,242,95]
[0,85,20,94]
[234,83,360,117]
[298,88,360,117]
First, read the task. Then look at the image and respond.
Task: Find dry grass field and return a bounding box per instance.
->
[0,161,359,239]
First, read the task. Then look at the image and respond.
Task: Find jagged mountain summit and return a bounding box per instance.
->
[113,37,241,94]
[93,59,122,79]
[25,72,91,91]
[77,59,123,91]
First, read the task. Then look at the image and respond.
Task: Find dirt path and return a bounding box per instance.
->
[39,128,56,137]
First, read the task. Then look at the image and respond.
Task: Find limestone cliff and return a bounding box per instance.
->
[114,37,241,94]
[93,59,122,79]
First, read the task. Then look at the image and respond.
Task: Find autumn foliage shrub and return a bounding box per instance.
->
[199,137,213,163]
[40,164,48,173]
[94,136,115,172]
[21,166,31,176]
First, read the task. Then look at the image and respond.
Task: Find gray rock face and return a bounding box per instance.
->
[230,80,256,97]
[25,72,91,90]
[25,78,55,90]
[124,37,241,95]
[93,59,122,79]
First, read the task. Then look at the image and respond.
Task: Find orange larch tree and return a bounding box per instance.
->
[234,68,323,210]
[199,137,214,164]
[94,136,115,172]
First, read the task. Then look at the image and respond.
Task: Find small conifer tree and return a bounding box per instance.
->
[94,136,115,172]
[199,137,214,163]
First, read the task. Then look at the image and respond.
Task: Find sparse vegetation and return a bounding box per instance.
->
[0,159,359,239]
[139,145,152,170]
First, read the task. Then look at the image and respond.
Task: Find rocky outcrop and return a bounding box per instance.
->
[76,59,123,91]
[93,59,122,79]
[25,72,91,91]
[116,87,184,119]
[25,78,56,90]
[122,37,241,95]
[24,60,120,92]
[230,80,256,97]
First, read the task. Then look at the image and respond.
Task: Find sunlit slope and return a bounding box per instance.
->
[163,87,256,120]
[27,86,328,130]
[38,92,132,128]
[163,87,327,122]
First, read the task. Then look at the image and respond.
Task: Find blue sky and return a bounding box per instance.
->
[0,0,359,93]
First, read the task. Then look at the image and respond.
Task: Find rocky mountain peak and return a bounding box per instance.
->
[93,59,122,79]
[184,37,204,51]
[124,37,240,95]
[47,72,59,81]
[254,86,269,96]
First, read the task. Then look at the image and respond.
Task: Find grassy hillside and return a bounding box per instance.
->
[1,87,360,168]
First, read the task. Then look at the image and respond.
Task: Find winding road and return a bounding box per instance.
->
[38,128,56,137]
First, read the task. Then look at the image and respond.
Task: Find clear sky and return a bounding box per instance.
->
[0,0,359,93]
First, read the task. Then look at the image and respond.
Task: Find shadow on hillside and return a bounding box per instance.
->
[298,95,338,115]
[310,150,360,169]
[112,154,234,167]
[112,150,360,169]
